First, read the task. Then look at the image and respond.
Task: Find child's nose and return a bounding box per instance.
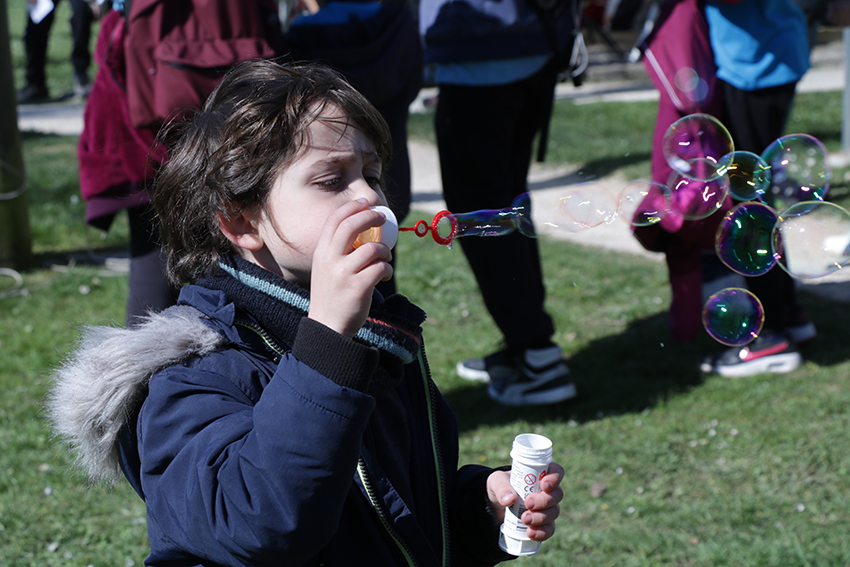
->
[352,178,382,205]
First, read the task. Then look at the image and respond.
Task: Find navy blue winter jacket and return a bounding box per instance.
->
[50,278,511,567]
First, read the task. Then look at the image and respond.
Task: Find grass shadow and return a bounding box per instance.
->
[445,311,709,433]
[31,245,130,273]
[446,287,850,434]
[571,151,653,181]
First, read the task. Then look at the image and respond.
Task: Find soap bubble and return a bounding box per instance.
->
[510,192,537,237]
[668,171,730,220]
[451,208,518,238]
[674,68,710,103]
[761,134,831,210]
[772,201,850,279]
[547,182,617,233]
[702,288,764,346]
[617,180,672,226]
[662,114,734,181]
[716,151,772,202]
[715,202,778,276]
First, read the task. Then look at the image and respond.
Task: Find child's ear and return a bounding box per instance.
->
[218,208,264,251]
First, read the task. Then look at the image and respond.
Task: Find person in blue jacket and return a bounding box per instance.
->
[699,0,815,376]
[48,59,564,566]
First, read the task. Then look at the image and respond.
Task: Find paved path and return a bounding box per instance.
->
[17,35,850,302]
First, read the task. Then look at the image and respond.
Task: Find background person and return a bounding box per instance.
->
[419,0,580,406]
[18,0,96,102]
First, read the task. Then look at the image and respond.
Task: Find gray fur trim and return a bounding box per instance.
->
[47,306,226,484]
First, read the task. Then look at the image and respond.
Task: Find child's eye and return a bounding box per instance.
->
[365,176,381,188]
[318,178,343,189]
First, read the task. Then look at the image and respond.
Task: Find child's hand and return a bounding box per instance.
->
[308,199,393,338]
[486,462,564,542]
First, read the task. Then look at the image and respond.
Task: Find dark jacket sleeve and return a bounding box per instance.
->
[449,464,516,565]
[137,319,379,567]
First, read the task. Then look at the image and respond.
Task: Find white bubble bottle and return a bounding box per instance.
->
[499,433,553,556]
[353,205,398,250]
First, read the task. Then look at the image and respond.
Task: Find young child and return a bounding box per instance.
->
[49,59,564,566]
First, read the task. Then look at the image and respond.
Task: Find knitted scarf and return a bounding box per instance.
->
[196,255,426,368]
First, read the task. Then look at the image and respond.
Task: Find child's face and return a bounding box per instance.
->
[244,107,387,287]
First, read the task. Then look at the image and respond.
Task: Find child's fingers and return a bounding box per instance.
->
[321,200,386,254]
[541,462,564,493]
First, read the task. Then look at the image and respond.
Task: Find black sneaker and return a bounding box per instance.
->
[700,332,801,377]
[17,83,49,103]
[456,348,521,383]
[458,345,577,405]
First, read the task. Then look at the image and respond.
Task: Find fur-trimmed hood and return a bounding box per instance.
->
[47,305,226,484]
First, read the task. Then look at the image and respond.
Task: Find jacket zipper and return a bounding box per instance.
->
[356,459,420,567]
[418,347,450,567]
[239,320,449,565]
[235,319,286,361]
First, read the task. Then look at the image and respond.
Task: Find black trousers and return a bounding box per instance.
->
[127,205,179,327]
[434,62,558,350]
[720,79,800,332]
[24,0,93,87]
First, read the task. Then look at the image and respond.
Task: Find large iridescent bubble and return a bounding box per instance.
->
[547,182,617,233]
[616,180,672,226]
[702,287,765,346]
[667,171,730,220]
[772,201,850,279]
[761,134,831,210]
[716,151,772,202]
[662,113,734,181]
[440,192,539,240]
[715,202,778,276]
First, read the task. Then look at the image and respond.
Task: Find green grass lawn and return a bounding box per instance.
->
[4,7,850,565]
